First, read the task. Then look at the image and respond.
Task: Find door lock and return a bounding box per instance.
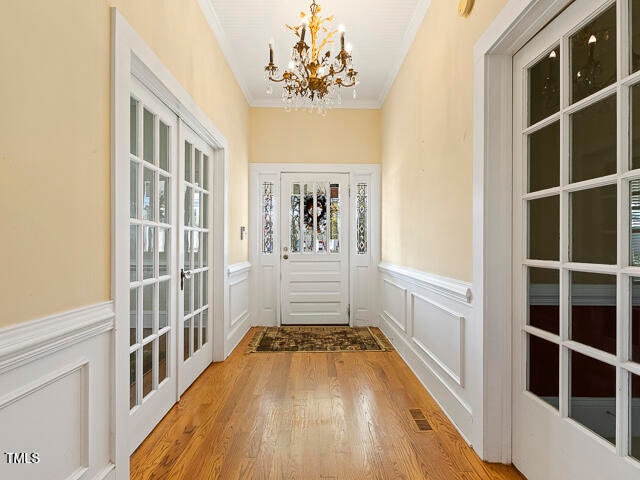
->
[282,254,289,260]
[180,268,192,290]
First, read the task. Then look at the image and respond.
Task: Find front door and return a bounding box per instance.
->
[280,173,350,325]
[512,0,640,478]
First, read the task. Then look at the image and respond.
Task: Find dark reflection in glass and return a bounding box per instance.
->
[632,84,640,170]
[528,268,559,334]
[159,334,168,384]
[570,350,616,444]
[571,95,617,183]
[130,288,138,346]
[529,195,559,260]
[143,108,155,164]
[632,0,640,73]
[184,319,191,361]
[571,5,617,103]
[130,351,137,409]
[143,342,153,398]
[631,278,640,363]
[631,373,640,460]
[570,271,616,354]
[529,47,560,126]
[529,121,560,192]
[528,334,559,409]
[571,185,617,264]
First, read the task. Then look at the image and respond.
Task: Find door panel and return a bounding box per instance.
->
[280,173,349,325]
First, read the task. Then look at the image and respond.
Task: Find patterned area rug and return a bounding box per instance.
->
[247,326,393,353]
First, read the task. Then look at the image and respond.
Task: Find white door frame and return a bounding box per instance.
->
[472,0,575,463]
[111,9,228,478]
[249,163,381,328]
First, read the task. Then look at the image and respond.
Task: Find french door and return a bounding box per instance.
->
[280,173,350,325]
[512,0,640,478]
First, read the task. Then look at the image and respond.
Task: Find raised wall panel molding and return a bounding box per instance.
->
[226,262,252,356]
[227,261,252,276]
[0,302,115,375]
[382,279,407,332]
[378,262,472,305]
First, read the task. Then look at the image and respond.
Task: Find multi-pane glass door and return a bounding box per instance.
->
[513,0,640,477]
[128,80,178,453]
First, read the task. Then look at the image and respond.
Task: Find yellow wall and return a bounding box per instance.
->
[0,0,249,327]
[381,0,507,281]
[250,108,381,164]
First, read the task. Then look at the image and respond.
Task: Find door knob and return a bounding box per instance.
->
[180,268,192,290]
[283,254,289,260]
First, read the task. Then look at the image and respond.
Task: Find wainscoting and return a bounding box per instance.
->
[225,262,252,357]
[378,262,474,443]
[0,302,115,480]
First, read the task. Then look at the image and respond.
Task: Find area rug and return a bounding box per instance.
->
[247,326,393,353]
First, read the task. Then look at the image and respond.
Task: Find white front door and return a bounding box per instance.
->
[280,173,350,325]
[128,79,178,453]
[512,0,640,478]
[178,123,214,394]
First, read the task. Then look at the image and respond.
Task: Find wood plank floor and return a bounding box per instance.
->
[131,328,526,480]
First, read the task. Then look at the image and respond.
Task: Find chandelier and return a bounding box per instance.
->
[264,0,358,114]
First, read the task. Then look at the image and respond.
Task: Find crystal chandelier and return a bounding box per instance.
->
[264,0,358,114]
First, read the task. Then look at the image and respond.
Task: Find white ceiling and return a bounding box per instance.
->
[199,0,432,109]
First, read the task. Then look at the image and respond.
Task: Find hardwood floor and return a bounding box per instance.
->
[131,327,525,480]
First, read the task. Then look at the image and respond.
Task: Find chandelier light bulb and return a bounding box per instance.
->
[338,24,345,33]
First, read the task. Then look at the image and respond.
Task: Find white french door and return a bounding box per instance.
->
[512,0,640,478]
[178,123,213,394]
[280,173,350,325]
[128,79,178,453]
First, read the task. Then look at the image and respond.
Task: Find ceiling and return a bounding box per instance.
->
[199,0,432,109]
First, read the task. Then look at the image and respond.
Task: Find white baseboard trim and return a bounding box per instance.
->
[378,262,472,305]
[0,301,115,374]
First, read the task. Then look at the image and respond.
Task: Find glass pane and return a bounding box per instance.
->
[159,121,169,172]
[569,350,616,445]
[528,121,560,192]
[203,154,209,190]
[159,227,169,277]
[130,161,138,218]
[570,5,617,104]
[159,175,169,224]
[143,168,155,221]
[194,191,201,227]
[184,318,191,360]
[193,313,200,351]
[357,183,368,254]
[571,271,616,354]
[317,184,327,253]
[193,231,201,268]
[184,231,192,270]
[202,233,208,267]
[290,191,301,253]
[143,226,155,279]
[303,183,314,252]
[571,95,617,183]
[203,272,208,306]
[202,193,208,228]
[631,373,640,460]
[142,342,153,398]
[184,187,192,227]
[263,182,274,254]
[184,276,192,315]
[194,272,201,310]
[528,267,559,335]
[329,184,340,253]
[143,283,155,338]
[202,309,208,346]
[130,288,138,346]
[195,149,202,186]
[159,333,168,384]
[130,225,138,282]
[631,0,640,73]
[632,84,640,170]
[631,277,640,363]
[527,334,559,409]
[571,185,617,264]
[184,142,192,183]
[631,181,640,266]
[130,351,137,409]
[143,108,155,164]
[130,98,138,156]
[159,280,168,330]
[528,47,560,126]
[528,195,559,261]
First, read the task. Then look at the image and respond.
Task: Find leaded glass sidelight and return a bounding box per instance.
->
[262,182,274,254]
[290,183,301,253]
[356,183,368,254]
[303,183,314,252]
[316,183,328,253]
[329,184,340,253]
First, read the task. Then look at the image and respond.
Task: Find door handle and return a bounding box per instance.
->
[180,268,192,290]
[282,254,289,260]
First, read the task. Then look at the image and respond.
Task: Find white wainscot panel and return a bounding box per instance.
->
[382,279,407,332]
[226,262,252,356]
[411,293,465,387]
[230,276,249,329]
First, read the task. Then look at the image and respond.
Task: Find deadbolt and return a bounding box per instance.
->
[283,254,289,260]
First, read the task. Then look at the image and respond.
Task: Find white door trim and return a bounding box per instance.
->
[249,163,381,328]
[472,0,573,462]
[111,9,228,478]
